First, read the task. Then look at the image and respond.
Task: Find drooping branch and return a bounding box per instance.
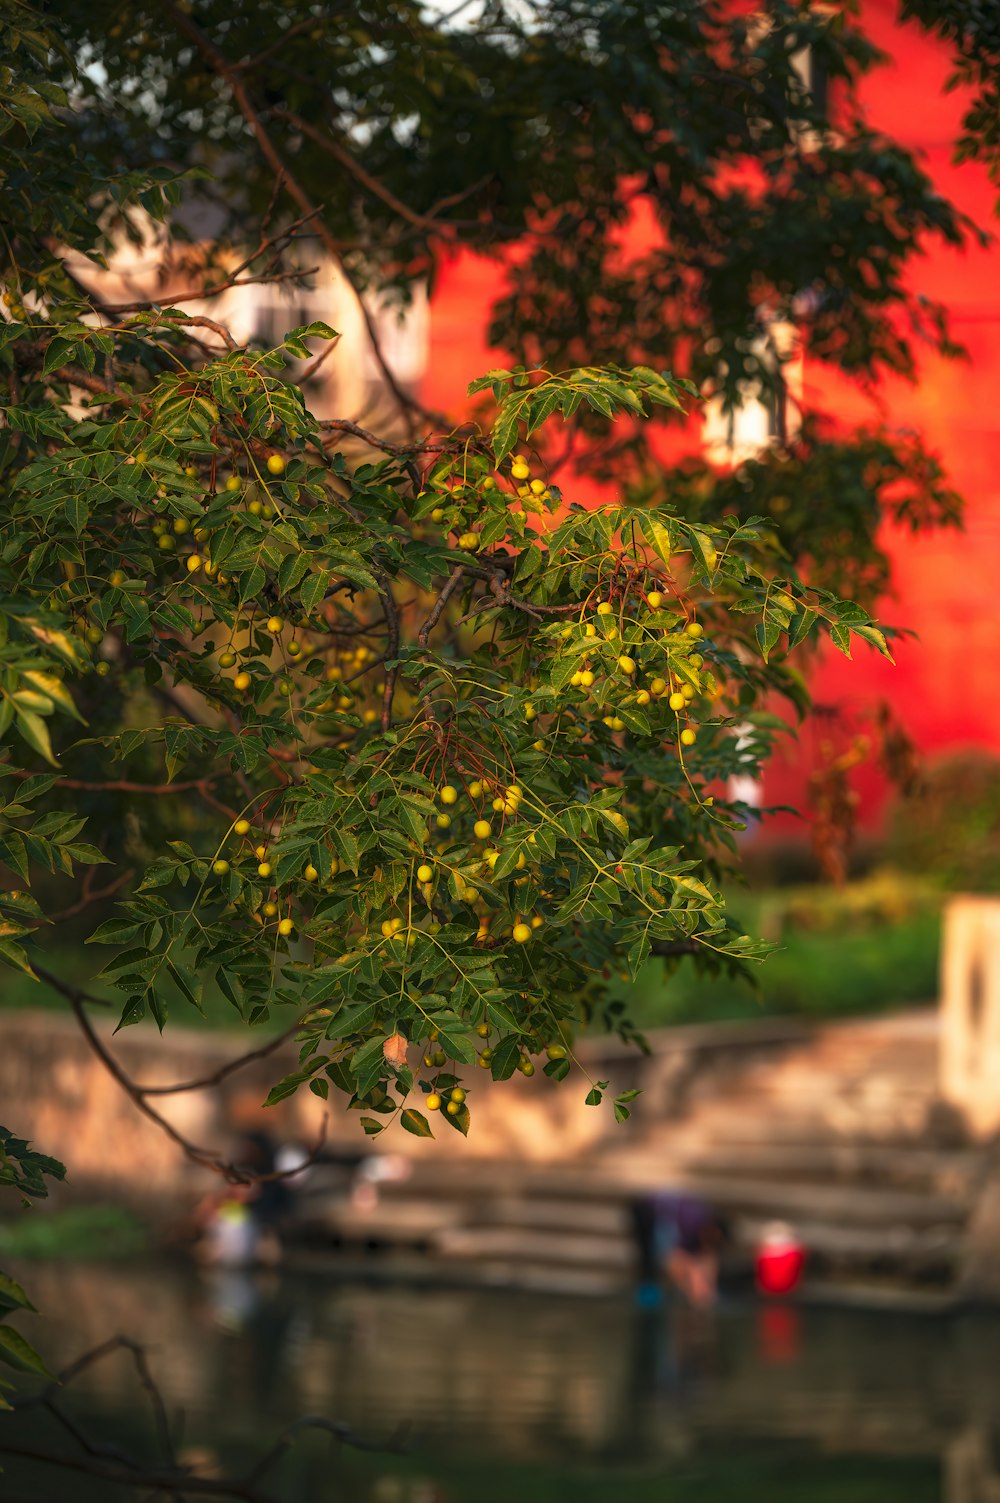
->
[32,965,327,1184]
[4,1335,406,1502]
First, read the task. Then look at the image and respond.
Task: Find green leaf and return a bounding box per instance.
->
[0,1323,49,1376]
[441,1101,470,1136]
[489,1035,521,1082]
[0,937,37,979]
[0,1273,36,1315]
[830,623,853,658]
[401,1107,434,1137]
[15,709,57,765]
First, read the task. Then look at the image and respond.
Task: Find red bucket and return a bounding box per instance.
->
[755,1224,806,1296]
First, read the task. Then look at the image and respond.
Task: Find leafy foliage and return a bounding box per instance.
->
[0,1128,64,1400]
[0,0,900,1149]
[902,0,1000,212]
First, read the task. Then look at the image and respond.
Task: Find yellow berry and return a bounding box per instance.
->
[416,863,433,882]
[234,819,251,836]
[669,692,686,711]
[446,1100,461,1116]
[254,844,267,860]
[225,476,241,492]
[304,863,319,881]
[680,727,697,747]
[473,819,492,840]
[636,691,651,706]
[439,784,458,805]
[450,1087,466,1104]
[262,901,278,918]
[512,922,531,944]
[212,859,230,875]
[257,861,272,878]
[686,621,704,640]
[426,1093,442,1111]
[234,672,252,691]
[618,655,636,675]
[436,814,451,829]
[647,591,663,609]
[650,678,667,696]
[185,553,202,573]
[278,917,294,936]
[596,602,613,616]
[524,704,536,722]
[266,616,283,633]
[546,1044,567,1061]
[266,454,286,475]
[469,779,484,798]
[511,461,530,480]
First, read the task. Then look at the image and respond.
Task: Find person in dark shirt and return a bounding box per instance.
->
[631,1191,728,1308]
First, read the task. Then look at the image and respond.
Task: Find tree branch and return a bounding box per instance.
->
[6,1335,406,1502]
[418,566,465,649]
[158,0,432,428]
[270,105,444,232]
[32,965,327,1184]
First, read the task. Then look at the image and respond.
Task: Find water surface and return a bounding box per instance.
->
[2,1258,995,1500]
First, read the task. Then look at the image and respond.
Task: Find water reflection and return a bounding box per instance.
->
[3,1258,999,1500]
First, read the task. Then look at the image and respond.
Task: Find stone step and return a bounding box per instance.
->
[736,1214,961,1269]
[317,1197,462,1247]
[435,1225,633,1270]
[483,1197,629,1236]
[659,1144,981,1197]
[618,1172,970,1227]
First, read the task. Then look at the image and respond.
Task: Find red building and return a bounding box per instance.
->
[418,0,1000,838]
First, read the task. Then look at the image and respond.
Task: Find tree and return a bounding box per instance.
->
[0,0,970,1402]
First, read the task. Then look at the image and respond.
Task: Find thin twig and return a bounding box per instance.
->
[159,0,429,428]
[32,965,327,1184]
[270,105,443,232]
[417,566,465,649]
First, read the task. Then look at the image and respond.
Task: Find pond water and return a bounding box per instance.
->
[2,1257,998,1501]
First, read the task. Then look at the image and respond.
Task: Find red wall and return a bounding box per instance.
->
[421,0,1000,835]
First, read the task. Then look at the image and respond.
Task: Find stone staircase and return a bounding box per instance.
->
[298,1013,988,1302]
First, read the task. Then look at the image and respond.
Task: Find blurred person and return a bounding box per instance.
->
[194,1130,296,1268]
[630,1191,728,1309]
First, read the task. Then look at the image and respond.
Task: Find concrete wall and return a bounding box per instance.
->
[0,1008,819,1209]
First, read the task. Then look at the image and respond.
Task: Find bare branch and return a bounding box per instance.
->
[270,105,443,232]
[32,964,327,1184]
[158,0,431,428]
[6,1336,406,1502]
[418,565,466,649]
[136,1017,307,1097]
[318,418,450,456]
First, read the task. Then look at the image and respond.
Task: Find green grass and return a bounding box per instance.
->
[0,1205,147,1261]
[609,872,942,1029]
